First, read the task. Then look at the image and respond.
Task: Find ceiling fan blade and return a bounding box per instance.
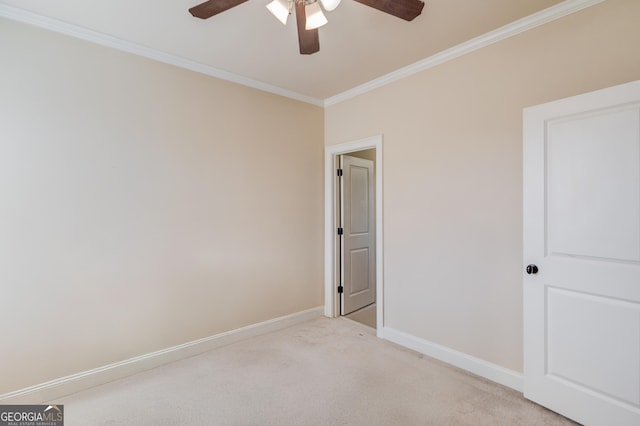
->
[189,0,249,19]
[353,0,424,21]
[295,1,320,55]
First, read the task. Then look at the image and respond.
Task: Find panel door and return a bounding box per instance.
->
[341,155,375,315]
[523,80,640,425]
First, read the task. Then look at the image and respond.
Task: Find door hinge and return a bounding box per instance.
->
[337,168,343,177]
[337,286,344,293]
[337,227,343,235]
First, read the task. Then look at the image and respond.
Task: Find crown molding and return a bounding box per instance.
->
[0,4,324,107]
[324,0,606,107]
[0,0,605,109]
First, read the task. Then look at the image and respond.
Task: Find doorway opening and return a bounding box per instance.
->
[324,136,383,337]
[339,151,376,328]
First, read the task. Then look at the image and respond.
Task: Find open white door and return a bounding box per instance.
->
[340,154,375,315]
[523,80,640,425]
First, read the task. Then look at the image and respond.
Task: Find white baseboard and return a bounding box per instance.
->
[383,327,523,392]
[0,306,324,404]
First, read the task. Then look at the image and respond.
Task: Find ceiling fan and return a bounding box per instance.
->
[189,0,425,55]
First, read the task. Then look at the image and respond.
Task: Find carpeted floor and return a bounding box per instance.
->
[59,318,575,425]
[344,303,376,329]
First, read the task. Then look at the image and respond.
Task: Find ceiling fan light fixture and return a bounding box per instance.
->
[320,0,341,12]
[305,1,328,30]
[266,0,290,25]
[189,0,425,55]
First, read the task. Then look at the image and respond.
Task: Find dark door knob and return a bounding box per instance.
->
[526,264,538,275]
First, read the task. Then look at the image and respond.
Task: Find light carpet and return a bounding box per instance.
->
[59,318,574,425]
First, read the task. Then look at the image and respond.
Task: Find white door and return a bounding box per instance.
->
[340,155,375,315]
[523,80,640,426]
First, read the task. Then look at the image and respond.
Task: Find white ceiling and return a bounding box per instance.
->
[1,0,568,101]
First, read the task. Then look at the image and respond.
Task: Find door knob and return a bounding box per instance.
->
[526,264,538,275]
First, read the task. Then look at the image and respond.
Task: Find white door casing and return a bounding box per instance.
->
[340,155,376,315]
[324,135,383,337]
[523,80,640,426]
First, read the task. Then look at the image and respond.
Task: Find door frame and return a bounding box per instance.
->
[324,135,384,338]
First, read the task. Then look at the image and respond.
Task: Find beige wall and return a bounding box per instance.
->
[347,149,376,162]
[325,0,640,372]
[0,18,324,394]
